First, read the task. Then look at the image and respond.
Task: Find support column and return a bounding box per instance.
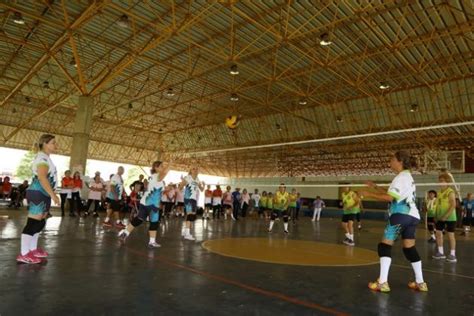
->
[69,96,93,174]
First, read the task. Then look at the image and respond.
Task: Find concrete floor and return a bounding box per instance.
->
[0,208,473,315]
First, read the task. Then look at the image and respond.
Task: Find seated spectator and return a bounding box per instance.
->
[8,180,29,208]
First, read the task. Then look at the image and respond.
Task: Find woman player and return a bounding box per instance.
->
[432,172,457,262]
[222,186,233,220]
[203,185,213,220]
[359,150,427,292]
[179,167,205,240]
[118,161,169,248]
[17,134,60,264]
[424,190,437,243]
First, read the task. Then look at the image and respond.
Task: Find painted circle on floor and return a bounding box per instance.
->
[202,238,379,266]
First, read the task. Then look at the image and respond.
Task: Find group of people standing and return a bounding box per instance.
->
[12,134,474,297]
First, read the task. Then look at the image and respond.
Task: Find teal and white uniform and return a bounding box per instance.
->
[27,152,57,215]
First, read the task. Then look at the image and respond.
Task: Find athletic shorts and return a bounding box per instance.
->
[435,220,456,233]
[106,198,123,212]
[205,203,213,208]
[223,204,232,210]
[355,213,361,221]
[184,198,197,213]
[272,210,287,218]
[342,214,355,223]
[176,202,184,207]
[383,213,420,241]
[138,204,160,223]
[26,190,51,215]
[259,206,265,214]
[427,216,435,224]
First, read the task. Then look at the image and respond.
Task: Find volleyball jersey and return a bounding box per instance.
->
[28,152,58,196]
[387,170,419,219]
[288,193,297,207]
[267,196,274,209]
[436,187,456,221]
[313,199,325,209]
[463,198,474,215]
[273,191,290,211]
[342,191,357,215]
[140,174,165,207]
[107,174,123,201]
[260,196,267,208]
[425,197,437,217]
[183,175,200,201]
[212,189,222,205]
[204,189,213,204]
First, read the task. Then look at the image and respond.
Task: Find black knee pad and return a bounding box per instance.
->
[377,242,392,258]
[270,212,277,220]
[403,246,421,262]
[131,217,143,227]
[22,218,41,236]
[149,221,159,231]
[187,214,196,222]
[283,216,289,223]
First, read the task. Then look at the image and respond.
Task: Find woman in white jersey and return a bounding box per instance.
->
[118,161,169,248]
[359,151,427,293]
[179,167,205,240]
[17,134,60,264]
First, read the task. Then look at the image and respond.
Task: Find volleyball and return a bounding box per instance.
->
[225,115,240,129]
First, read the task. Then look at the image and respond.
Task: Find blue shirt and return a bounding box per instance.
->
[232,191,241,204]
[463,198,474,214]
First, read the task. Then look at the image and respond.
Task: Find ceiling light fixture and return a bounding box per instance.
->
[319,33,332,46]
[230,93,239,101]
[410,104,419,112]
[25,96,31,104]
[379,82,390,90]
[128,103,133,109]
[336,116,343,123]
[43,80,50,89]
[117,14,130,28]
[13,12,25,25]
[166,88,175,97]
[276,123,282,131]
[299,98,307,105]
[230,64,239,75]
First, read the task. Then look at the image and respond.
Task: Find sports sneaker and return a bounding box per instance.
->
[103,221,112,227]
[268,229,272,233]
[16,252,41,264]
[284,230,289,234]
[427,237,436,243]
[358,225,362,230]
[460,231,467,236]
[408,281,428,292]
[116,222,126,229]
[347,239,355,246]
[432,252,446,260]
[148,242,161,248]
[184,234,195,241]
[118,229,129,241]
[446,254,457,263]
[343,238,350,245]
[30,248,48,258]
[181,229,186,237]
[368,281,390,293]
[93,212,99,218]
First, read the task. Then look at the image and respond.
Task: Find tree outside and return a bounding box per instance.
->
[15,151,35,181]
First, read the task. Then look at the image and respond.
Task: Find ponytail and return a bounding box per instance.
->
[394,150,417,170]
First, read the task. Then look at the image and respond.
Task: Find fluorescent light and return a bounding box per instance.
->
[299,99,307,105]
[13,12,25,25]
[230,93,239,101]
[166,88,175,97]
[230,64,239,75]
[319,33,332,46]
[117,14,130,28]
[379,82,390,90]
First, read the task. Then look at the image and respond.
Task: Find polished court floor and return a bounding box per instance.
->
[0,209,473,315]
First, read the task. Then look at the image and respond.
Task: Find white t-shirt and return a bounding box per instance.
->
[88,182,103,200]
[30,152,58,195]
[183,175,200,201]
[107,174,123,201]
[387,170,419,219]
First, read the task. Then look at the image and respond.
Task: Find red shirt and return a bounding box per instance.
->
[73,178,82,189]
[62,177,73,188]
[2,182,12,193]
[213,189,222,198]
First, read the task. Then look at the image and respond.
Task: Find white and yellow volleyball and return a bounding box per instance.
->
[225,115,240,129]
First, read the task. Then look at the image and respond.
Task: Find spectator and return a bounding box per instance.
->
[232,187,242,220]
[130,174,145,192]
[2,176,12,200]
[85,175,103,217]
[71,171,83,217]
[241,188,250,218]
[8,180,29,208]
[60,170,74,217]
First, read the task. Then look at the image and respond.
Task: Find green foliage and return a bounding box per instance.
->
[124,166,145,194]
[15,151,35,181]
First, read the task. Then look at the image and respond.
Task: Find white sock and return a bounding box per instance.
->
[438,247,444,254]
[312,211,316,220]
[269,221,275,230]
[284,222,288,231]
[411,261,424,283]
[317,210,321,220]
[105,217,110,222]
[149,237,155,244]
[379,257,392,283]
[185,228,190,236]
[450,249,455,256]
[21,234,32,256]
[29,233,39,251]
[431,233,436,239]
[345,233,350,239]
[350,234,354,240]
